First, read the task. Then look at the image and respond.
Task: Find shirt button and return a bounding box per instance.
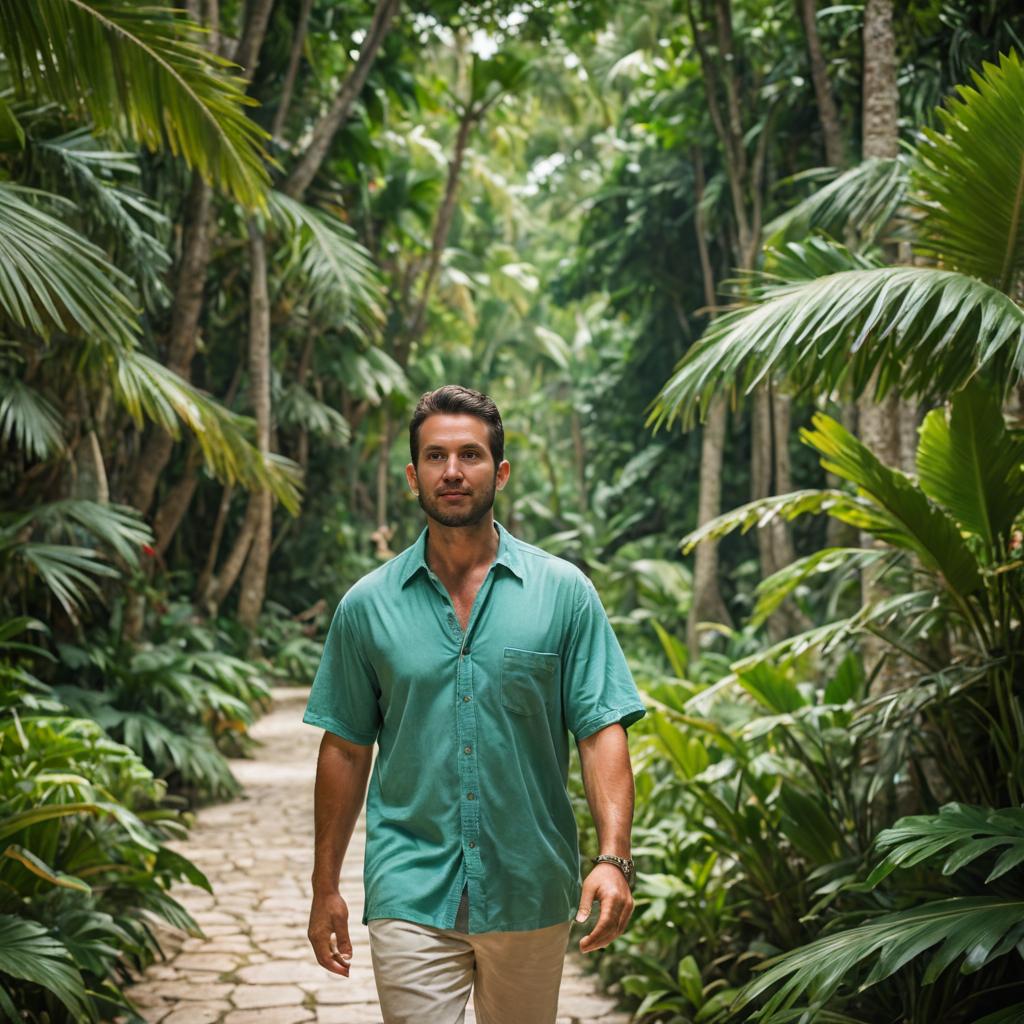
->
[463,695,471,703]
[468,841,476,848]
[464,745,472,754]
[467,792,475,800]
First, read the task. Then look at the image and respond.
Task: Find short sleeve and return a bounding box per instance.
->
[561,574,646,741]
[302,598,381,745]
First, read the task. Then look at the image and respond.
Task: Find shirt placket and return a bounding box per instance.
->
[432,566,495,931]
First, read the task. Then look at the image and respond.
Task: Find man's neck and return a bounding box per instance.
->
[425,514,499,581]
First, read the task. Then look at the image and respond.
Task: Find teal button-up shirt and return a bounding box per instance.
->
[302,521,646,933]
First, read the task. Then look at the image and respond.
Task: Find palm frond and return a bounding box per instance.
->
[277,382,350,446]
[0,914,89,1021]
[739,897,1024,1019]
[335,345,412,404]
[801,413,983,600]
[868,804,1024,886]
[0,377,64,459]
[912,50,1024,294]
[0,0,270,208]
[649,239,1024,430]
[0,183,139,345]
[679,489,852,555]
[14,543,117,618]
[33,129,171,304]
[268,191,382,336]
[108,348,303,514]
[751,547,884,627]
[764,157,908,249]
[26,499,152,564]
[916,381,1024,554]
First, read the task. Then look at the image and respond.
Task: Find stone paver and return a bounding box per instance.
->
[120,687,630,1024]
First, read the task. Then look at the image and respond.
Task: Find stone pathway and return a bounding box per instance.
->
[122,686,631,1024]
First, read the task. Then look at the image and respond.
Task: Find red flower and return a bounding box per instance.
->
[142,543,156,557]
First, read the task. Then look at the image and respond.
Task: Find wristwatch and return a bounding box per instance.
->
[592,854,635,889]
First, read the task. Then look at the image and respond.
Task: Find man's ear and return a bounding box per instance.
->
[496,460,510,491]
[405,463,419,495]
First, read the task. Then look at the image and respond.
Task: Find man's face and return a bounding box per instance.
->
[406,414,510,528]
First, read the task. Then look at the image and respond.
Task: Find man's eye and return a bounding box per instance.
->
[463,452,478,459]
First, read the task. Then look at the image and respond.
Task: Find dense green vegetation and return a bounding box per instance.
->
[2,0,1024,1020]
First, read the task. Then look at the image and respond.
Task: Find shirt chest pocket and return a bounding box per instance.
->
[501,647,559,716]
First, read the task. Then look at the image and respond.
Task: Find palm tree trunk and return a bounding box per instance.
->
[236,219,273,630]
[688,394,732,654]
[687,146,732,652]
[283,0,401,199]
[859,0,901,691]
[797,0,845,167]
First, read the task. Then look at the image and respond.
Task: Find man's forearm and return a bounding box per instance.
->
[577,723,635,857]
[311,734,373,895]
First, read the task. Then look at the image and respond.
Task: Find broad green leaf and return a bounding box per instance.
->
[916,382,1024,554]
[802,413,983,600]
[2,845,91,892]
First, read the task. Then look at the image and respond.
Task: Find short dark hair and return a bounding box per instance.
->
[409,385,504,467]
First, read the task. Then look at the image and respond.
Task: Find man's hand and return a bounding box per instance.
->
[575,863,634,953]
[308,891,354,976]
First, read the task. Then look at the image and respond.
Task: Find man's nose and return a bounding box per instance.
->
[443,457,463,479]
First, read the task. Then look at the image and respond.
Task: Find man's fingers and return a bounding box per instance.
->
[308,927,349,976]
[579,897,620,953]
[575,877,596,923]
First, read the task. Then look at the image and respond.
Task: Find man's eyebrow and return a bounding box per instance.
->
[423,442,485,450]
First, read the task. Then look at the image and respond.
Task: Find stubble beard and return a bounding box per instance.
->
[418,476,497,528]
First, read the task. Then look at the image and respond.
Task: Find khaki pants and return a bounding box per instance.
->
[367,900,573,1024]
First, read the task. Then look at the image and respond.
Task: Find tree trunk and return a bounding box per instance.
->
[862,0,899,161]
[688,394,732,655]
[283,0,401,199]
[797,0,845,167]
[236,219,273,631]
[233,0,276,79]
[859,0,900,690]
[402,107,476,356]
[270,0,314,142]
[375,414,395,529]
[195,483,234,606]
[687,146,732,653]
[206,496,261,611]
[153,443,202,557]
[751,386,778,576]
[237,490,272,630]
[130,171,212,516]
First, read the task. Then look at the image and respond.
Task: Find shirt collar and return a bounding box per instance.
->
[399,520,525,587]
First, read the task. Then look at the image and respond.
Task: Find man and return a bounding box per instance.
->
[303,385,646,1024]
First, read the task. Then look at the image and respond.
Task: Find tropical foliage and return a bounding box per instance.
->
[4,0,1024,1020]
